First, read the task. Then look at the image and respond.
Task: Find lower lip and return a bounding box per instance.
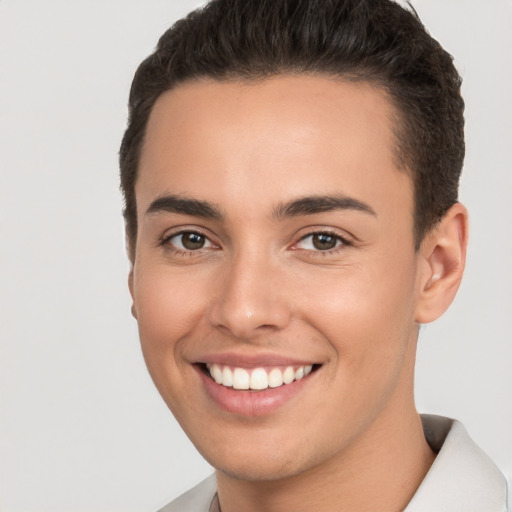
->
[196,366,313,417]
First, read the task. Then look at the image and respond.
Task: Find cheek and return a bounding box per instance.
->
[132,267,213,423]
[133,268,205,369]
[293,261,419,438]
[295,252,419,373]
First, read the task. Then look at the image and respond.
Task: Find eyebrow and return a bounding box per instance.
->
[145,193,376,221]
[145,195,223,220]
[271,194,376,220]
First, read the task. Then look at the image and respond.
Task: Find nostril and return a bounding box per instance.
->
[206,269,292,337]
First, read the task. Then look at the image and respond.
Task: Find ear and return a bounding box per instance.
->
[414,203,469,324]
[128,268,138,319]
[125,226,138,319]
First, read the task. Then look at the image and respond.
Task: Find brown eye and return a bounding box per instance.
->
[312,233,338,250]
[167,231,213,251]
[295,232,346,252]
[181,232,206,250]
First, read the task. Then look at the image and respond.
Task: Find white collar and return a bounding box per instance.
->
[404,414,508,511]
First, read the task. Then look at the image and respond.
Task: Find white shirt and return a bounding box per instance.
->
[158,415,510,512]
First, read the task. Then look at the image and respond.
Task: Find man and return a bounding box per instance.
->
[119,0,509,510]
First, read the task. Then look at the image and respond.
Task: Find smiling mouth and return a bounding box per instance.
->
[202,363,319,391]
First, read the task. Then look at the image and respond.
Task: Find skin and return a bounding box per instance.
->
[129,76,468,512]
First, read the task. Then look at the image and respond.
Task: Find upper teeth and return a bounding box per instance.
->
[206,364,313,390]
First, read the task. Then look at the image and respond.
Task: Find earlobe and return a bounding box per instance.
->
[414,203,469,324]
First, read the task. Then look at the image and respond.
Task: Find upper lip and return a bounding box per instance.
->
[197,352,321,368]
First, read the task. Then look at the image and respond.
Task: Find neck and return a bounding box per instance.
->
[215,407,435,512]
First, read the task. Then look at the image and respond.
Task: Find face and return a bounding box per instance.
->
[130,76,425,481]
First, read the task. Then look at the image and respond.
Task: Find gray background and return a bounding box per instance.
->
[1,1,511,511]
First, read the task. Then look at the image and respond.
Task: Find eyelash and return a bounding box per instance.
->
[293,231,352,255]
[160,229,352,256]
[160,229,216,256]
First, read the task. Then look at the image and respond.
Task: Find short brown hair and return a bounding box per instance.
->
[120,0,465,259]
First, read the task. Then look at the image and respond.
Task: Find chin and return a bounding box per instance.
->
[214,458,305,482]
[198,436,326,483]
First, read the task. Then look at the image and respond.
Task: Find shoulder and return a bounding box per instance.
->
[405,415,510,512]
[157,474,217,512]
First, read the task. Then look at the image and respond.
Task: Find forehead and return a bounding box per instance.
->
[137,75,412,222]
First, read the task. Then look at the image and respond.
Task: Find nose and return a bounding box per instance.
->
[207,251,292,340]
